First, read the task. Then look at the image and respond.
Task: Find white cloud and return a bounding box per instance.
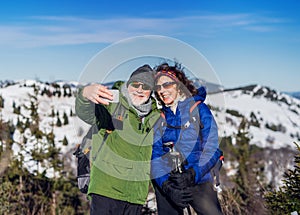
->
[0,13,287,48]
[243,26,276,32]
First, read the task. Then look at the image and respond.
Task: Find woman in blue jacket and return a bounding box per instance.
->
[151,63,223,215]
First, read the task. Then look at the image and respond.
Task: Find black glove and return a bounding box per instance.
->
[169,168,195,189]
[162,180,193,208]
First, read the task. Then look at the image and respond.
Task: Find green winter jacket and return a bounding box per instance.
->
[75,81,160,205]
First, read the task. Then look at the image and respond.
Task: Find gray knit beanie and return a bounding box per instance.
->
[127,64,154,89]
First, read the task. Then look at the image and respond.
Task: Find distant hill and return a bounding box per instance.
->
[212,84,300,149]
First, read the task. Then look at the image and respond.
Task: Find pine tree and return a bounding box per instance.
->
[63,85,68,97]
[46,114,64,179]
[234,118,267,214]
[0,94,4,108]
[56,116,62,127]
[62,135,68,146]
[13,105,21,115]
[0,110,28,214]
[23,86,45,174]
[24,118,30,129]
[264,142,300,214]
[16,117,22,130]
[50,108,55,118]
[63,111,69,125]
[0,118,14,176]
[219,118,267,215]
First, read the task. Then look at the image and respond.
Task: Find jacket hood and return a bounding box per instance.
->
[193,86,207,102]
[180,86,207,107]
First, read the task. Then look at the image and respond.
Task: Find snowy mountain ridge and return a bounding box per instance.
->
[210,84,300,149]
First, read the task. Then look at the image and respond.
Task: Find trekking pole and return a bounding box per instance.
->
[163,142,191,215]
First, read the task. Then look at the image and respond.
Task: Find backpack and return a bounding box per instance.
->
[73,101,127,194]
[159,100,224,190]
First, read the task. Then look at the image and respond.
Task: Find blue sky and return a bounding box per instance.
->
[0,0,300,92]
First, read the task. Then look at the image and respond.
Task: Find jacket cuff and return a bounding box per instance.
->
[77,87,90,103]
[194,167,202,184]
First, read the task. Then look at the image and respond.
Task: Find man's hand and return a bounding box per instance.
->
[162,180,192,208]
[169,168,195,189]
[82,84,113,105]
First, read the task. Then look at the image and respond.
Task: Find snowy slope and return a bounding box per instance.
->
[0,80,89,176]
[0,80,85,148]
[208,84,300,149]
[207,85,300,187]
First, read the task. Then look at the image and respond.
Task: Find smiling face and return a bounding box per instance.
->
[127,82,152,106]
[155,75,179,105]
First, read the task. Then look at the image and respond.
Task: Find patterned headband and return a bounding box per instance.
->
[155,70,178,82]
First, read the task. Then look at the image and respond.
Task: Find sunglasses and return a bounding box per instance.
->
[154,81,176,91]
[130,82,152,91]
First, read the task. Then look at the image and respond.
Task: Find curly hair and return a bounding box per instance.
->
[154,62,198,98]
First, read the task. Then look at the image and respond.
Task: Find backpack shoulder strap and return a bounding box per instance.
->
[110,101,127,130]
[189,100,204,129]
[91,102,126,161]
[160,111,165,119]
[185,100,204,142]
[190,100,202,113]
[73,123,98,158]
[76,101,126,158]
[159,100,203,130]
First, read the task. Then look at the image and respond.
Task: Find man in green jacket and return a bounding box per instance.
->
[75,64,160,215]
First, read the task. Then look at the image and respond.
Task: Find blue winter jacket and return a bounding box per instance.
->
[151,87,221,187]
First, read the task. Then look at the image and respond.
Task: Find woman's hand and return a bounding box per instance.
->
[82,83,113,105]
[169,168,195,189]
